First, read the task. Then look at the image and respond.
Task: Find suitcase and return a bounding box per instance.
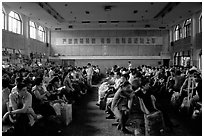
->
[61,103,72,126]
[144,110,165,136]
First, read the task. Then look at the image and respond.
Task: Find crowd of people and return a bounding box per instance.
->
[2,60,202,135]
[97,63,202,135]
[2,62,101,135]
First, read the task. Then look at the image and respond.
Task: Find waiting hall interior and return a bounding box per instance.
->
[2,1,202,136]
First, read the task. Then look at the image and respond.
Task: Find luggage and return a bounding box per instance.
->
[52,103,61,116]
[61,103,72,126]
[144,110,165,136]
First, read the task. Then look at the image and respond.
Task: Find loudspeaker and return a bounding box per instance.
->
[46,43,49,47]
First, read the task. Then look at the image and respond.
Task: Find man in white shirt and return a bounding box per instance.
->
[86,63,94,87]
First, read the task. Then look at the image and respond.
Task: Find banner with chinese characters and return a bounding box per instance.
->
[55,37,163,45]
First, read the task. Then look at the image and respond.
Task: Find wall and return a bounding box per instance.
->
[169,10,202,68]
[2,30,49,56]
[2,3,50,57]
[50,29,169,72]
[51,30,169,57]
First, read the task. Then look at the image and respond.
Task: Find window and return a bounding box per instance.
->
[80,38,84,44]
[8,11,22,34]
[122,38,126,43]
[199,14,202,33]
[74,38,78,44]
[183,18,191,38]
[134,38,138,44]
[174,25,182,41]
[91,38,95,44]
[62,38,66,44]
[146,38,150,44]
[107,38,110,44]
[140,38,144,44]
[38,25,45,42]
[128,38,132,44]
[29,21,36,39]
[101,38,104,44]
[68,39,72,44]
[116,38,120,44]
[86,38,89,44]
[2,10,5,30]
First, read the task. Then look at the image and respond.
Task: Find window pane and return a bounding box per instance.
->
[8,11,22,34]
[30,21,36,39]
[199,15,202,32]
[2,11,5,29]
[9,11,14,18]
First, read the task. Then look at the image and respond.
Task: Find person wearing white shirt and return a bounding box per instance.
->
[86,63,94,86]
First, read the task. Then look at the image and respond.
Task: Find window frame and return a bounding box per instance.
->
[183,18,191,38]
[29,20,37,39]
[174,25,182,41]
[38,25,45,42]
[2,10,6,30]
[8,11,22,34]
[199,14,202,33]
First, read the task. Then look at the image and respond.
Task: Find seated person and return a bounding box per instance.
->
[32,77,49,102]
[104,72,124,99]
[32,77,56,117]
[3,83,37,135]
[2,78,11,117]
[46,76,61,101]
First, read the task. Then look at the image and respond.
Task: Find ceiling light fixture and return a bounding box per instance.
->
[104,6,112,11]
[133,10,138,14]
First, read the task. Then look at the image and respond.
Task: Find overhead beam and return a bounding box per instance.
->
[37,2,65,23]
[154,2,180,19]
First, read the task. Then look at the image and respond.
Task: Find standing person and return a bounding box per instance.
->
[128,61,132,70]
[111,81,134,134]
[86,63,94,87]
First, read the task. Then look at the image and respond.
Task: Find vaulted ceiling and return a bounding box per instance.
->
[3,2,202,30]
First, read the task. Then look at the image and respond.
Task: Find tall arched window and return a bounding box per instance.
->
[183,18,191,38]
[174,25,181,41]
[8,11,22,34]
[38,25,45,42]
[29,21,36,39]
[2,10,5,30]
[199,14,202,33]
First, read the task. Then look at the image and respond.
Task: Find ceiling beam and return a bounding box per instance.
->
[37,2,65,23]
[154,2,180,19]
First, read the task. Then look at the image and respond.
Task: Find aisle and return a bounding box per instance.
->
[61,86,133,136]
